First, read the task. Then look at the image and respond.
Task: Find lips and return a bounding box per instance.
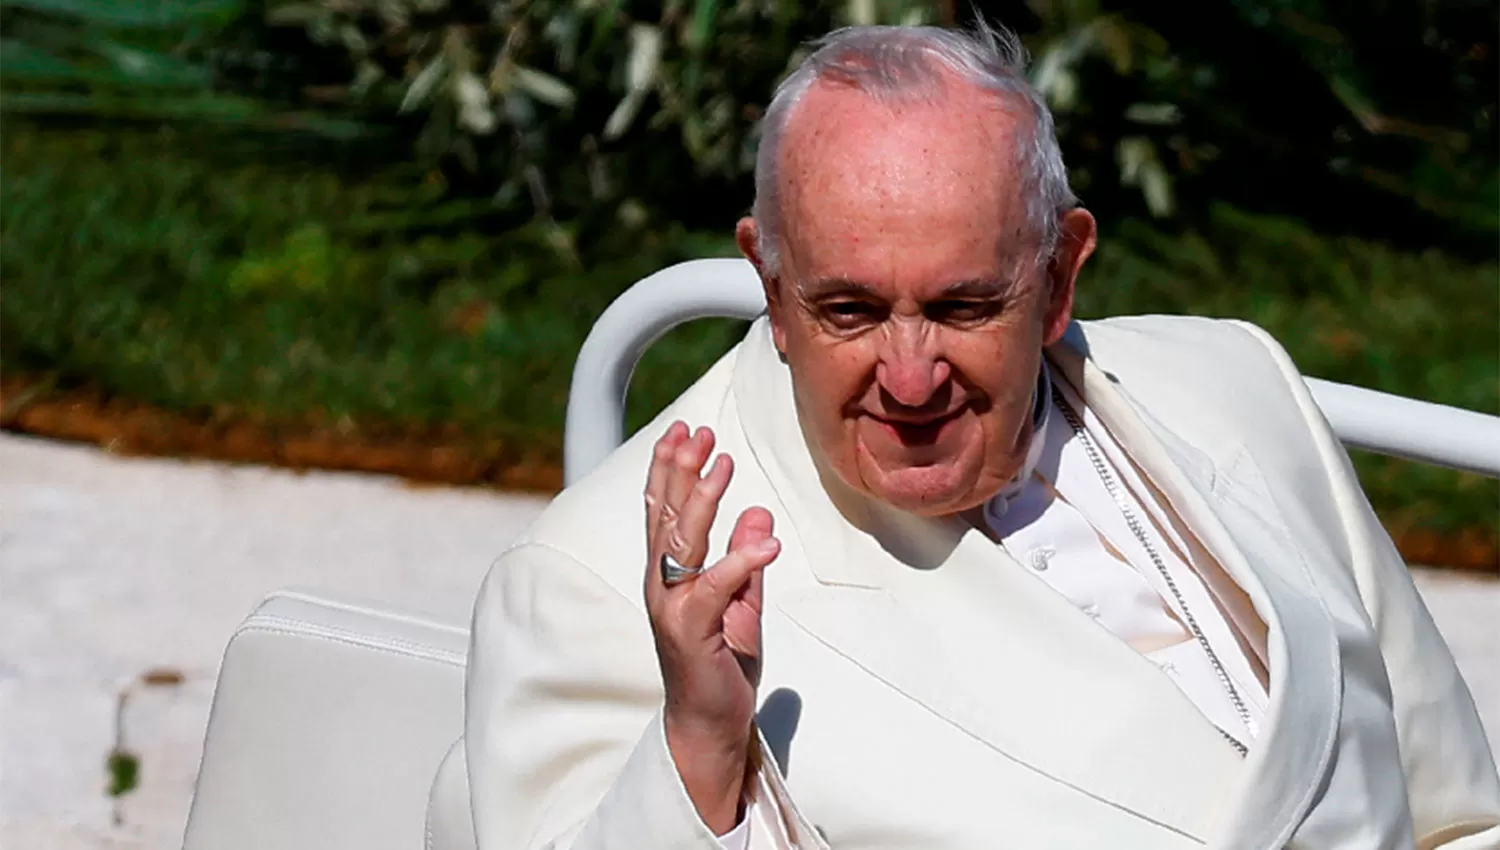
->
[868,406,967,447]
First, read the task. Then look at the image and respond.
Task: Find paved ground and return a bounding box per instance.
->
[0,434,550,850]
[1,433,1496,849]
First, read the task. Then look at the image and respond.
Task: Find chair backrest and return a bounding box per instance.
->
[564,258,1500,485]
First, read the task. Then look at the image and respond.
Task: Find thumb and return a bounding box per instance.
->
[684,534,779,634]
[681,506,776,636]
[727,506,775,551]
[707,534,778,602]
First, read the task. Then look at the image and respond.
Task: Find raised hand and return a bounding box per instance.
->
[643,420,781,834]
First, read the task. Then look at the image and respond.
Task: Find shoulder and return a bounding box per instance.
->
[1070,315,1308,422]
[1070,314,1296,385]
[1067,315,1328,473]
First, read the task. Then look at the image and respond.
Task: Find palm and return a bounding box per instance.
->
[692,515,769,724]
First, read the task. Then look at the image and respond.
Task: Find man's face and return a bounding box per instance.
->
[738,80,1095,517]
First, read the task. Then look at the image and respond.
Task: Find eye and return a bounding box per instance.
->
[820,300,886,328]
[926,299,999,323]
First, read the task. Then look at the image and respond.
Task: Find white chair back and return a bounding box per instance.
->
[564,258,1500,484]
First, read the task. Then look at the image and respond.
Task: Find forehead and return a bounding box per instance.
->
[777,79,1037,295]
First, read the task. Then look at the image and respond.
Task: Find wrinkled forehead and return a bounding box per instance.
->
[780,76,1029,191]
[776,81,1042,285]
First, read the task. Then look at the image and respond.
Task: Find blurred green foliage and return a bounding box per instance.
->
[0,0,371,136]
[1011,0,1498,255]
[7,0,1494,243]
[0,0,1495,536]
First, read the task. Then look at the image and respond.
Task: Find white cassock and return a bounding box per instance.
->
[452,315,1500,849]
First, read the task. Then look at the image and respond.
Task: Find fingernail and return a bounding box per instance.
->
[755,537,780,555]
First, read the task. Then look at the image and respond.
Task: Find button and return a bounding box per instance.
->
[1029,547,1055,572]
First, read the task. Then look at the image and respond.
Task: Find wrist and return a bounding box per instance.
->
[664,712,751,834]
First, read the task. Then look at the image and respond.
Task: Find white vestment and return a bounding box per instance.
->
[996,374,1270,749]
[454,315,1500,849]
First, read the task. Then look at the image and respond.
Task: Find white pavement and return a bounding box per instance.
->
[0,434,549,850]
[1,433,1496,849]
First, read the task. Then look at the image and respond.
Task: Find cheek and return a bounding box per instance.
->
[951,329,1037,396]
[789,341,873,433]
[774,314,877,490]
[948,331,1044,455]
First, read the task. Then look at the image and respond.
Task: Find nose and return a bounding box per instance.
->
[875,321,951,409]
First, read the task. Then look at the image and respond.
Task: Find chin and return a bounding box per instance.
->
[862,461,983,517]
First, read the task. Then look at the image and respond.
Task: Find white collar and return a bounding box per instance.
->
[985,365,1053,523]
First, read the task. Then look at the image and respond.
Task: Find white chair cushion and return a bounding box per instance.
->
[183,589,469,850]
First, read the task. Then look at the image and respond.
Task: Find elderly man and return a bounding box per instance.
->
[460,22,1499,849]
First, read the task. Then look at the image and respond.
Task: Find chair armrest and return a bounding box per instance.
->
[184,589,469,850]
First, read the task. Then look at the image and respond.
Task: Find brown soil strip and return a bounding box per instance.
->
[0,376,563,493]
[3,375,1495,573]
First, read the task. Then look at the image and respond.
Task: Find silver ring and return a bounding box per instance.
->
[660,552,704,586]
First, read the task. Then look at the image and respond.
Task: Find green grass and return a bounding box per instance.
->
[0,126,747,459]
[2,125,1496,535]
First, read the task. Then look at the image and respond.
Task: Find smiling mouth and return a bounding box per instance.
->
[869,407,967,447]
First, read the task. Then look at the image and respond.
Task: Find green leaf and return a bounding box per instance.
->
[0,90,258,119]
[401,55,448,113]
[586,0,627,56]
[688,0,718,53]
[1327,74,1380,131]
[603,90,645,141]
[845,0,876,26]
[89,37,213,88]
[1030,29,1091,111]
[3,0,244,29]
[623,24,661,93]
[0,38,82,80]
[510,66,575,110]
[106,749,139,798]
[0,31,211,91]
[1125,102,1181,126]
[265,3,325,26]
[1116,135,1175,217]
[453,71,496,134]
[0,91,372,138]
[604,23,662,140]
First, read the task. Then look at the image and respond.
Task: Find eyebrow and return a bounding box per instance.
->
[936,279,1015,299]
[799,276,1017,300]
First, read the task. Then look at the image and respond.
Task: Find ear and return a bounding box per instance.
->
[1042,208,1096,346]
[737,216,790,356]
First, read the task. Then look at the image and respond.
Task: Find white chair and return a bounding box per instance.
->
[181,258,1500,850]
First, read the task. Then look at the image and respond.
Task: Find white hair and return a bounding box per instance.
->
[752,21,1078,276]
